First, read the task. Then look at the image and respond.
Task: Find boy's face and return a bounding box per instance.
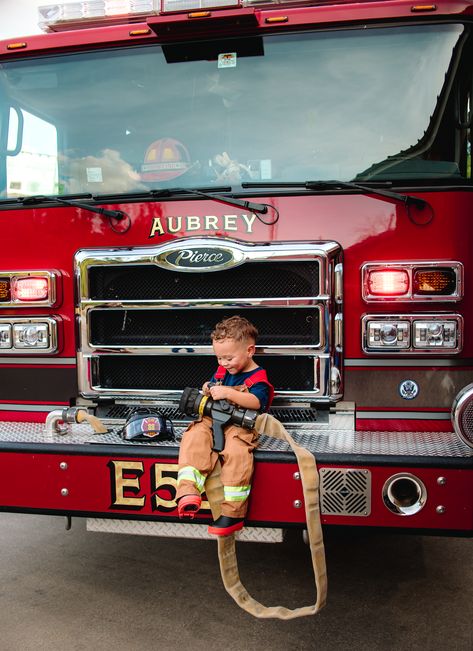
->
[212,337,255,375]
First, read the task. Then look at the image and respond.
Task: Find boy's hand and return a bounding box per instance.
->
[209,385,229,401]
[209,385,261,410]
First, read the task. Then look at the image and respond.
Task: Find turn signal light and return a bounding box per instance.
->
[0,279,10,302]
[12,277,49,301]
[413,268,456,295]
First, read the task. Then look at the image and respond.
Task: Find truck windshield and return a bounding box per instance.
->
[0,22,470,199]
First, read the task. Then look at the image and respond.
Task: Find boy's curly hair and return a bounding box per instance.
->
[211,315,258,344]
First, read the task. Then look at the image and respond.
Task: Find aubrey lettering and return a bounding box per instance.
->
[149,213,256,238]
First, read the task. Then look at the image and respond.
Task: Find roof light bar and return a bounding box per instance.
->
[38,1,159,31]
[161,0,239,12]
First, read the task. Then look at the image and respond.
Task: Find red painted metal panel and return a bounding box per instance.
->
[0,452,471,532]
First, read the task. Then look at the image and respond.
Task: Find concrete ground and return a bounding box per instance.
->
[0,512,471,650]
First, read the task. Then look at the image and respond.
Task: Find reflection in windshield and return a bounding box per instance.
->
[0,23,470,199]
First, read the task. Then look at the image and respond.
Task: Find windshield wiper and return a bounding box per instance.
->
[18,194,127,220]
[242,179,428,210]
[149,187,275,218]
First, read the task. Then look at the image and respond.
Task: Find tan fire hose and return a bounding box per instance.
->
[205,413,327,619]
[75,409,108,433]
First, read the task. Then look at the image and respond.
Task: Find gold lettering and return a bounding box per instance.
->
[241,213,256,233]
[204,215,219,230]
[151,463,210,511]
[152,463,178,510]
[109,460,145,508]
[187,216,201,231]
[223,214,238,231]
[149,217,164,238]
[168,216,183,234]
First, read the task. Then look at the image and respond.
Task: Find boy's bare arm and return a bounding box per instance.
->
[209,385,261,410]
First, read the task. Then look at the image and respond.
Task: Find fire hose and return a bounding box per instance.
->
[179,388,327,618]
[205,412,327,619]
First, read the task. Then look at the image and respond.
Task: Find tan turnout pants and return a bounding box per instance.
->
[176,416,258,518]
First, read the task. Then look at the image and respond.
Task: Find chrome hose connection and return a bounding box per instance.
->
[382,473,427,516]
[45,407,108,435]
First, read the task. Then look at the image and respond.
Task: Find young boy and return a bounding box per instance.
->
[175,315,273,536]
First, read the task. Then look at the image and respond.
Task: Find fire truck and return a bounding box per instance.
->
[0,0,472,546]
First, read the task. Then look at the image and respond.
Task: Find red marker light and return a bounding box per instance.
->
[367,269,409,296]
[12,277,49,301]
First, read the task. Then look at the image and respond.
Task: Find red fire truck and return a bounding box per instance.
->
[0,0,472,543]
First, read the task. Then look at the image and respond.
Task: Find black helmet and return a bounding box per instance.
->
[122,407,175,442]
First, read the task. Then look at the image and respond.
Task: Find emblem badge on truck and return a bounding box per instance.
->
[159,247,236,271]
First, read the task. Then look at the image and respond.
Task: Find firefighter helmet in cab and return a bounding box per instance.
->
[141,137,191,182]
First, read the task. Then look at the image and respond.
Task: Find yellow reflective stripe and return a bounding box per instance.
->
[224,485,251,501]
[177,466,206,493]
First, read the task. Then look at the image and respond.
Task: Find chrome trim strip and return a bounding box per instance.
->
[84,345,325,355]
[357,410,451,420]
[0,403,67,411]
[362,261,463,302]
[345,358,472,367]
[0,357,76,365]
[81,298,328,307]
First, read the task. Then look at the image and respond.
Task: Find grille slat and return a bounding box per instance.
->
[90,307,320,347]
[89,261,319,300]
[96,355,317,392]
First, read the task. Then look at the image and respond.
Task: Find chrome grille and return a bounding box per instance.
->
[76,239,342,401]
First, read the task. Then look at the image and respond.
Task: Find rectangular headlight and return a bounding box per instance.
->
[363,315,462,354]
[0,324,12,349]
[0,317,58,354]
[413,320,458,349]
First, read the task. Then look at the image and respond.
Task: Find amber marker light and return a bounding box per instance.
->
[265,16,289,23]
[129,29,152,36]
[6,42,27,50]
[367,269,409,297]
[413,268,456,296]
[411,4,437,11]
[188,11,211,17]
[0,279,10,302]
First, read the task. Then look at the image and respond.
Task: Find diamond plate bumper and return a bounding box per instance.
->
[0,421,471,459]
[86,518,284,542]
